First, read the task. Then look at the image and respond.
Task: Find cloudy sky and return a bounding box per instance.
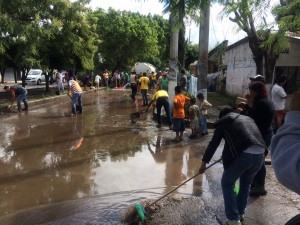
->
[88,0,275,50]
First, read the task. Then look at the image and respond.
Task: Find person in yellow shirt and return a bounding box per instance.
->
[146,88,172,129]
[150,71,157,91]
[139,72,150,106]
[173,85,190,142]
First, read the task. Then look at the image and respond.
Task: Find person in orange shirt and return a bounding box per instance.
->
[173,85,190,142]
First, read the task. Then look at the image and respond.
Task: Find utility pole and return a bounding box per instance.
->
[197,6,210,100]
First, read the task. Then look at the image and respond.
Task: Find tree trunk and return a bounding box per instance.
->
[14,68,18,83]
[21,69,26,87]
[0,68,5,83]
[45,71,51,92]
[264,51,279,84]
[178,26,185,69]
[168,13,179,109]
[248,36,264,75]
[197,6,210,99]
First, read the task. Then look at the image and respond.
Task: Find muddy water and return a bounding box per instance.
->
[0,90,215,224]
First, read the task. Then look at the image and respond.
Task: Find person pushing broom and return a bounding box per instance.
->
[199,107,266,225]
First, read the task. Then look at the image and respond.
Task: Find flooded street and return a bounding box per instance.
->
[0,89,299,225]
[0,90,217,224]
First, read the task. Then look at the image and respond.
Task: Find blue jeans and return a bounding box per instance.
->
[199,115,208,134]
[17,91,28,111]
[221,152,264,220]
[71,93,82,114]
[141,89,148,106]
[156,97,172,126]
[251,130,273,187]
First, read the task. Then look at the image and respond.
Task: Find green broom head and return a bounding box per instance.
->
[134,203,146,222]
[234,183,239,196]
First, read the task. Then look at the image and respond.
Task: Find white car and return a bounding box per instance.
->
[25,69,46,85]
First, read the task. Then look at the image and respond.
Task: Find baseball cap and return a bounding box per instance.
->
[249,74,265,83]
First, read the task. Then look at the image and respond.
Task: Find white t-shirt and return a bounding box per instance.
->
[95,75,101,83]
[130,74,136,84]
[271,83,287,110]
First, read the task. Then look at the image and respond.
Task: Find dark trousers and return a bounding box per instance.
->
[130,83,137,101]
[141,89,148,106]
[251,130,273,187]
[156,97,172,126]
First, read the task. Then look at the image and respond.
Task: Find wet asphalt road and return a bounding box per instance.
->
[0,88,299,225]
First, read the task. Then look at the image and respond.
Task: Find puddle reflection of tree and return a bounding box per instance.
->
[0,116,96,215]
[146,133,203,196]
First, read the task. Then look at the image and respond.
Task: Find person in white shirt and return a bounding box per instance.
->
[94,74,101,89]
[130,71,137,101]
[55,70,64,93]
[271,75,287,129]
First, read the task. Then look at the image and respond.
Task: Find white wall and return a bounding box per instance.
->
[0,68,16,82]
[225,41,256,97]
[276,38,300,67]
[225,37,300,97]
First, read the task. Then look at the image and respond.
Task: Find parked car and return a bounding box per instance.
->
[25,69,46,85]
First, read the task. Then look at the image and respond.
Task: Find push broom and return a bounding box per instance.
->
[122,158,223,223]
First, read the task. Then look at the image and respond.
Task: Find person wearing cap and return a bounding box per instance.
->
[238,81,275,197]
[241,75,266,108]
[4,85,28,112]
[271,75,287,129]
[249,74,265,84]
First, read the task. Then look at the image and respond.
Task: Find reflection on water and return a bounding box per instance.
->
[0,90,217,224]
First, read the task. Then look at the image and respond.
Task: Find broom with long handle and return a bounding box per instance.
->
[147,158,222,208]
[124,158,223,223]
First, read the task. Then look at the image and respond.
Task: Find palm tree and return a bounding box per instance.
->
[160,0,211,98]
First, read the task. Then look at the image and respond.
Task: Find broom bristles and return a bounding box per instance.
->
[121,204,137,223]
[121,199,159,224]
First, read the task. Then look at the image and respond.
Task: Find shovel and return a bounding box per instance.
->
[130,110,145,123]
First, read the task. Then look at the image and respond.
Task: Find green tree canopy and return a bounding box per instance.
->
[0,0,98,87]
[92,8,169,72]
[273,0,300,33]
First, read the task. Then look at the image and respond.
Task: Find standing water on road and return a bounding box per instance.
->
[0,90,216,224]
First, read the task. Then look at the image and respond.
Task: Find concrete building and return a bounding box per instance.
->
[225,36,300,97]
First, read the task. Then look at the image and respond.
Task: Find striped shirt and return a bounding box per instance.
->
[69,80,82,94]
